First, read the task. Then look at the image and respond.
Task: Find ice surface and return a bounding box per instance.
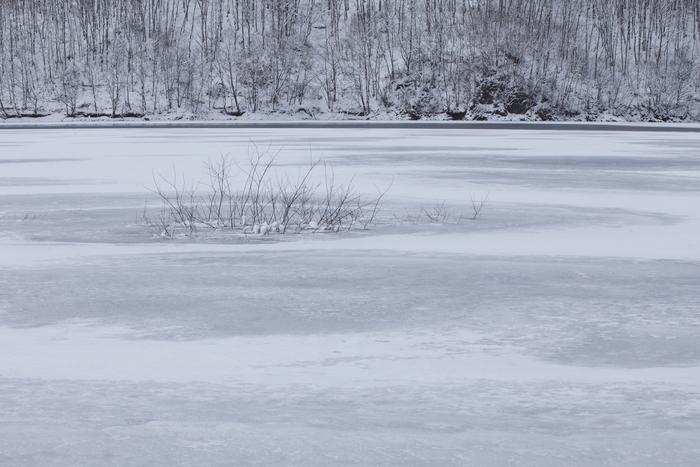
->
[1,124,699,466]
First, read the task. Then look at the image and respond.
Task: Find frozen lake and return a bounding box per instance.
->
[1,124,699,466]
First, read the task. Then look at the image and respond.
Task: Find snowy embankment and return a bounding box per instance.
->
[0,124,699,466]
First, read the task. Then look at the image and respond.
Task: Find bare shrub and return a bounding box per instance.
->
[201,154,238,229]
[142,203,181,239]
[469,192,490,220]
[421,200,455,224]
[147,166,201,236]
[143,146,389,238]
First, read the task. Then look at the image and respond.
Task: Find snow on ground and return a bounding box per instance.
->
[0,124,699,466]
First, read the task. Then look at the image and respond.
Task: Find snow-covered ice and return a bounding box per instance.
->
[0,124,699,466]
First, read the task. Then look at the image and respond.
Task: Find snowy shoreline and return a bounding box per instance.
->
[2,119,700,132]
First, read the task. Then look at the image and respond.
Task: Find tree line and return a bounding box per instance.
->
[1,0,699,120]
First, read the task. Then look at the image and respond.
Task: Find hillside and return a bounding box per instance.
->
[1,0,699,121]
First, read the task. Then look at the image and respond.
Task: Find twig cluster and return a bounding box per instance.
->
[421,200,455,224]
[143,145,390,239]
[393,193,489,224]
[469,192,490,220]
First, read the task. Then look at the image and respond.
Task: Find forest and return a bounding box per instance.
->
[1,0,699,121]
